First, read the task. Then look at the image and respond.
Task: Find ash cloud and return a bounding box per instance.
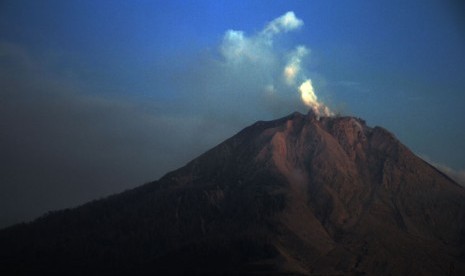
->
[213,11,332,118]
[0,12,331,228]
[263,11,304,36]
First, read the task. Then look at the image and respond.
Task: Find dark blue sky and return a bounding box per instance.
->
[1,0,464,227]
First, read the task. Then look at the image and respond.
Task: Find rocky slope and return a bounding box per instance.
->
[1,111,464,275]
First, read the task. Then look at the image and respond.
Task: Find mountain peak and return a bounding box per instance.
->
[1,112,464,275]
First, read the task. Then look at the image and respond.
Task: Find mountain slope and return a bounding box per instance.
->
[1,111,464,275]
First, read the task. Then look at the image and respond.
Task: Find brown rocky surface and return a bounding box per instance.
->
[1,111,464,275]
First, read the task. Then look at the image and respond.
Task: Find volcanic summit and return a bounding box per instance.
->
[1,111,464,275]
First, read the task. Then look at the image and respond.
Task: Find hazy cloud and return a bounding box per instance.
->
[0,12,329,228]
[432,164,465,187]
[262,11,304,36]
[216,11,331,117]
[0,43,236,227]
[420,155,465,187]
[284,46,308,85]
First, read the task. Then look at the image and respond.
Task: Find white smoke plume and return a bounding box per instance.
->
[299,80,333,116]
[284,46,308,85]
[262,11,304,37]
[220,11,332,117]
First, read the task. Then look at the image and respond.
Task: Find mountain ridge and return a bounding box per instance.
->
[1,111,464,275]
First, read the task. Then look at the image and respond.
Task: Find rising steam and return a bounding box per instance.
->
[220,11,333,117]
[262,11,304,37]
[284,46,307,85]
[299,80,333,116]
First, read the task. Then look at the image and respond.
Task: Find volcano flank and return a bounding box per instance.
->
[1,111,464,275]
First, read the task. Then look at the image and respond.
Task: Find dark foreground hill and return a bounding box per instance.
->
[1,111,464,275]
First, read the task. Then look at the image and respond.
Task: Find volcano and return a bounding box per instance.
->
[1,111,464,275]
